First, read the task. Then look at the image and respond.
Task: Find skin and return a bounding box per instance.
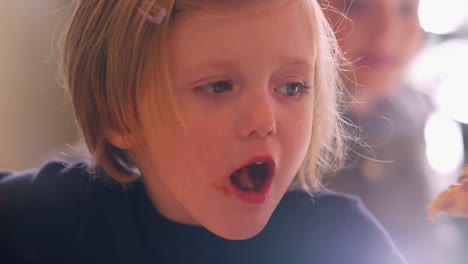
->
[115,1,318,240]
[323,0,424,113]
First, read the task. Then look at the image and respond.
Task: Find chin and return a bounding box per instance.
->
[214,224,266,241]
[205,214,271,241]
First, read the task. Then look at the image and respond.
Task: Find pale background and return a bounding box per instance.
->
[0,0,79,171]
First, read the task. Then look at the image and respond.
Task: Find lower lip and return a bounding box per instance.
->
[230,175,273,204]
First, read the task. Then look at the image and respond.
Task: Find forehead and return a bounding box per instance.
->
[327,0,420,7]
[174,0,297,18]
[168,1,317,74]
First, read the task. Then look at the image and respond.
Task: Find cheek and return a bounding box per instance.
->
[154,119,230,176]
[281,105,314,162]
[143,128,218,198]
[297,114,313,152]
[183,117,230,151]
[282,119,313,187]
[399,26,423,59]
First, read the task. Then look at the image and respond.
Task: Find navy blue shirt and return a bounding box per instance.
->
[0,161,406,264]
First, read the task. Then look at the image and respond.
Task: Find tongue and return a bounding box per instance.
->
[231,164,268,192]
[232,169,256,191]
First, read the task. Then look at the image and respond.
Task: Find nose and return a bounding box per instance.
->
[238,92,277,139]
[372,8,396,42]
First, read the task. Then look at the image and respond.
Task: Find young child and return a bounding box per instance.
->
[320,0,463,263]
[0,0,406,263]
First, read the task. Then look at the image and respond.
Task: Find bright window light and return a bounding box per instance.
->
[419,0,468,34]
[424,113,464,174]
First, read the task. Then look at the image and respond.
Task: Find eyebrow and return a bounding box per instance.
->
[279,58,315,69]
[179,61,241,75]
[179,58,315,75]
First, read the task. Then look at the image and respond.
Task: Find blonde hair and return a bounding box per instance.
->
[60,0,348,190]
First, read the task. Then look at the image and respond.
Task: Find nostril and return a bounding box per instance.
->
[247,117,276,138]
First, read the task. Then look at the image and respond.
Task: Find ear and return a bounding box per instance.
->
[105,129,134,150]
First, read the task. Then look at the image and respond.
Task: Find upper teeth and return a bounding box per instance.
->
[255,161,264,165]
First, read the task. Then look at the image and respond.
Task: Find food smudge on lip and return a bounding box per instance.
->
[211,182,231,196]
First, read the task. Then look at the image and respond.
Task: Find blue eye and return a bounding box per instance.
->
[196,80,233,94]
[274,82,311,98]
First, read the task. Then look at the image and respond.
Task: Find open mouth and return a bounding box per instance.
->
[230,160,273,192]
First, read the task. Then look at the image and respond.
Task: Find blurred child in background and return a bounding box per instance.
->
[320,0,464,263]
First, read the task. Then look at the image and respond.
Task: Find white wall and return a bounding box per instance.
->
[0,0,79,171]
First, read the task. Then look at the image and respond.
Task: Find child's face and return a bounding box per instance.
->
[326,0,423,101]
[137,1,316,240]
